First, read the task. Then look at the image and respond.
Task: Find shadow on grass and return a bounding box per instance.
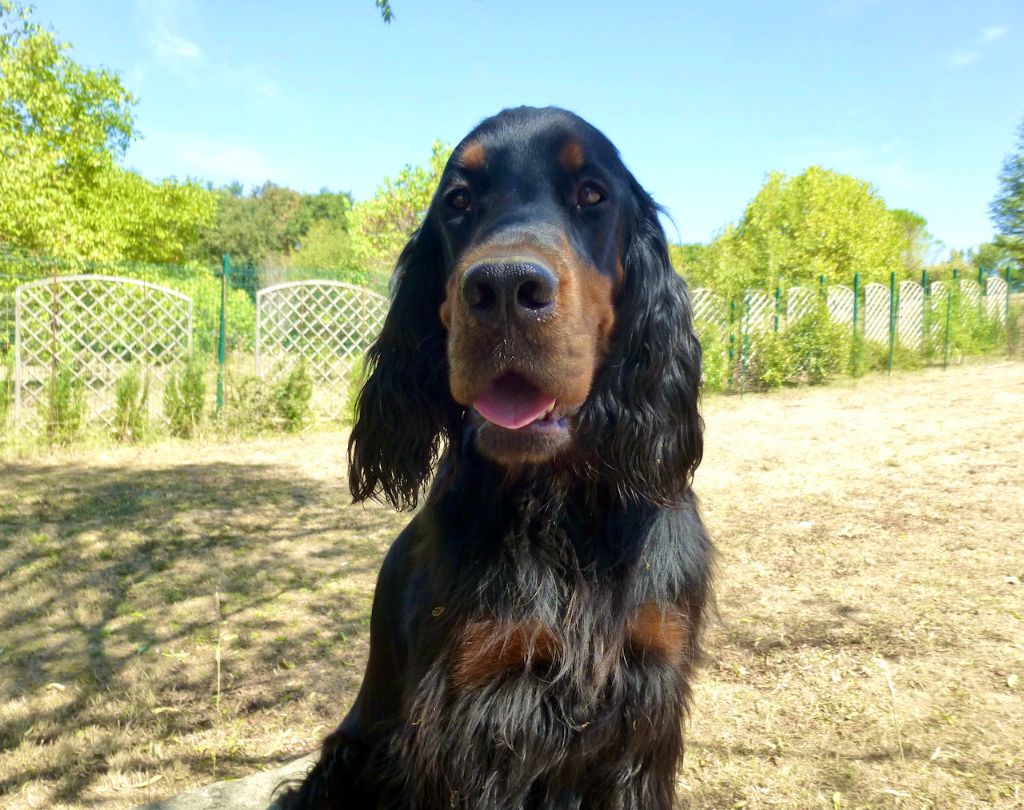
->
[0,457,404,803]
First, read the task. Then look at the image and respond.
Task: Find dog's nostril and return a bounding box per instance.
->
[517,279,552,311]
[466,280,496,311]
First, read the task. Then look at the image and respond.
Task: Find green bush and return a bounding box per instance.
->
[164,356,207,438]
[41,351,85,445]
[745,329,793,390]
[1008,303,1024,355]
[224,361,312,434]
[744,305,849,389]
[113,365,149,442]
[271,359,313,432]
[694,320,729,393]
[784,307,851,384]
[0,353,13,431]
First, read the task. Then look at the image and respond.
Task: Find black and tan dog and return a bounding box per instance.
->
[279,106,713,810]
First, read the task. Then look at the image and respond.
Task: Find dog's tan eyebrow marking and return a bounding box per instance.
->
[460,140,487,170]
[559,139,586,172]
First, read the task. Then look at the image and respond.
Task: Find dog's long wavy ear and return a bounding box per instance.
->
[348,222,461,510]
[581,183,704,506]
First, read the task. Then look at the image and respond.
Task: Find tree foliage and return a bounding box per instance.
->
[375,0,394,23]
[990,117,1024,272]
[0,0,214,262]
[349,140,451,275]
[889,208,934,277]
[193,183,352,269]
[673,166,908,298]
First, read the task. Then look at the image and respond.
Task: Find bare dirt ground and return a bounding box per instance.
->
[1,360,1022,809]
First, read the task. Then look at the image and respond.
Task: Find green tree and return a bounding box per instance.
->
[0,0,134,257]
[889,208,933,277]
[0,0,215,262]
[990,117,1024,273]
[670,232,749,300]
[970,241,1015,282]
[730,166,904,292]
[195,183,352,268]
[349,140,451,275]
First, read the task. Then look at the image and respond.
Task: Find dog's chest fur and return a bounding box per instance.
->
[391,478,695,809]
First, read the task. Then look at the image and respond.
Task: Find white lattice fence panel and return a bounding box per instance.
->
[958,278,981,315]
[785,287,815,326]
[827,285,854,331]
[691,287,726,334]
[256,281,387,419]
[14,275,192,427]
[743,290,774,334]
[897,280,924,349]
[986,276,1008,323]
[863,283,890,344]
[928,281,948,341]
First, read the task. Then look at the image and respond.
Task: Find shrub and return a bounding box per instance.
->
[113,365,149,442]
[784,306,850,384]
[745,329,794,390]
[271,359,313,432]
[164,356,207,438]
[694,320,729,393]
[224,361,313,434]
[42,351,85,445]
[1008,302,1024,355]
[744,304,851,389]
[0,353,13,431]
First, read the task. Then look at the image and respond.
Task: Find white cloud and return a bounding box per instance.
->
[150,28,203,63]
[134,0,286,106]
[137,0,203,67]
[948,49,979,68]
[948,24,1009,69]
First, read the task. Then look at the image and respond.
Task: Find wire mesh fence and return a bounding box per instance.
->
[0,253,1017,442]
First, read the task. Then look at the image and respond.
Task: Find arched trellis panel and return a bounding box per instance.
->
[14,275,192,427]
[863,282,891,345]
[255,280,388,419]
[785,286,815,325]
[986,276,1008,324]
[897,280,924,349]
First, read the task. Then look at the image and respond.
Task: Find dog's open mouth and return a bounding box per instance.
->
[473,373,569,432]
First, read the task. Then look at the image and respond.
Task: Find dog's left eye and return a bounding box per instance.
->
[577,181,605,208]
[446,188,471,211]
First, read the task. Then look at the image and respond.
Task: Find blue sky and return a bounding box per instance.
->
[35,0,1024,255]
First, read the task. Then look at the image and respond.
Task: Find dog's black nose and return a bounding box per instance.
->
[461,262,558,327]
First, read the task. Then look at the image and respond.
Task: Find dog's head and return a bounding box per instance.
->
[350,106,702,508]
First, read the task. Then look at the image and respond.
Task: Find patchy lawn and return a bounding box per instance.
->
[1,360,1022,808]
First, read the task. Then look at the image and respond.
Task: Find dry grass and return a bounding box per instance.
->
[1,360,1022,808]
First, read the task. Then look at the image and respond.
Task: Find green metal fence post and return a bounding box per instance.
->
[852,271,860,370]
[887,271,896,376]
[921,268,929,359]
[978,265,985,319]
[943,283,952,370]
[727,299,736,367]
[773,287,781,333]
[1007,265,1013,354]
[741,295,749,396]
[217,254,229,415]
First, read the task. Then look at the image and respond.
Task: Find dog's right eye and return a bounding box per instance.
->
[446,189,471,211]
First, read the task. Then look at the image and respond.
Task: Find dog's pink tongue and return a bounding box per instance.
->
[473,375,555,430]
